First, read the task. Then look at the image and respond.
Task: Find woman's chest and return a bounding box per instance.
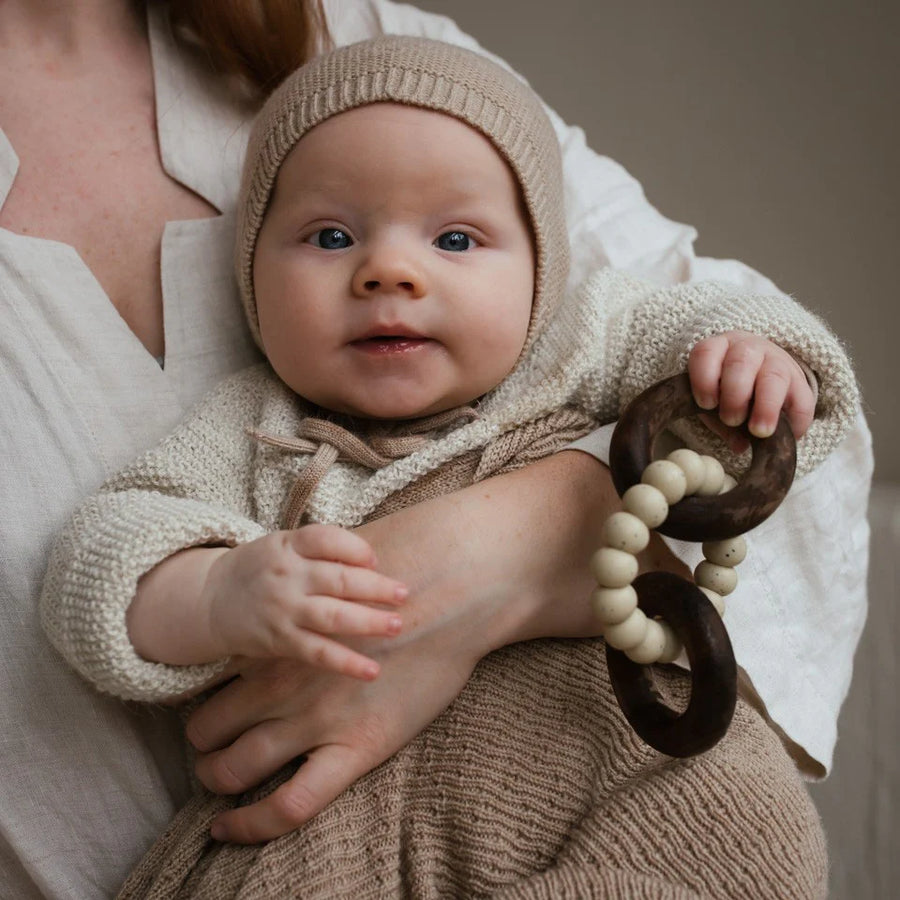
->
[0,71,217,354]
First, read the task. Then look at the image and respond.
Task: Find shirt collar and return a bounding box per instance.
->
[0,129,16,211]
[148,3,255,214]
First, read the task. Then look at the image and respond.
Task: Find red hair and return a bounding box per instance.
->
[161,0,329,101]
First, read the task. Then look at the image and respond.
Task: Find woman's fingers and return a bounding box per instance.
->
[185,658,310,753]
[208,745,369,844]
[194,718,310,795]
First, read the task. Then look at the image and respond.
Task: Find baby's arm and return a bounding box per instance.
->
[129,525,407,682]
[688,330,817,453]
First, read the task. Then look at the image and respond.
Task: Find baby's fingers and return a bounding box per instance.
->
[746,366,791,438]
[688,335,730,410]
[290,523,379,568]
[750,362,815,440]
[283,631,383,680]
[306,559,407,607]
[717,341,765,429]
[296,593,403,639]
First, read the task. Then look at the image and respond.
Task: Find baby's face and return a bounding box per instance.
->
[253,103,534,420]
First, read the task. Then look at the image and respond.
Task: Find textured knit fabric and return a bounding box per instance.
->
[236,36,568,355]
[41,268,858,702]
[1,2,871,898]
[116,645,827,900]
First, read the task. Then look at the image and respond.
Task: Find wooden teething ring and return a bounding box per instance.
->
[605,372,796,757]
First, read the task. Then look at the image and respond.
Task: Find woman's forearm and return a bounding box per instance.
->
[356,449,688,659]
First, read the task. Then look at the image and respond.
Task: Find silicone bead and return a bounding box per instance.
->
[698,586,726,617]
[694,561,738,596]
[590,547,639,588]
[702,536,748,567]
[591,585,638,625]
[602,511,650,554]
[720,474,738,494]
[641,459,688,505]
[604,607,649,650]
[666,448,706,495]
[625,617,668,663]
[656,621,683,664]
[695,456,726,496]
[622,483,669,528]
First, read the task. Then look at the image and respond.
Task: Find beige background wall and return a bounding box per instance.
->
[415,1,899,896]
[417,0,899,482]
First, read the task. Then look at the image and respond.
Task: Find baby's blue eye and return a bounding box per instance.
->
[435,231,473,252]
[310,228,352,249]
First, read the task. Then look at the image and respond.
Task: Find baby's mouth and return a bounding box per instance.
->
[350,335,433,354]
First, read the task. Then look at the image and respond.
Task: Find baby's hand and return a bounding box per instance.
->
[688,331,815,453]
[202,525,407,680]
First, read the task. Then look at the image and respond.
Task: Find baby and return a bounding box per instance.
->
[42,36,856,897]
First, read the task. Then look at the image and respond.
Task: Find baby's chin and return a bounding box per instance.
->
[302,393,484,423]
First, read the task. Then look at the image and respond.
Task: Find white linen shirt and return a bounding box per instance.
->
[0,1,872,897]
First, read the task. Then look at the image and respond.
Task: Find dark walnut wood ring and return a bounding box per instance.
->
[606,571,737,757]
[608,372,797,541]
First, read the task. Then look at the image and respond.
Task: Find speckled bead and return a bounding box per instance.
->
[694,560,738,596]
[698,586,726,617]
[666,448,706,495]
[591,585,638,625]
[622,483,669,528]
[657,621,683,663]
[702,536,747,567]
[590,547,639,588]
[695,455,726,496]
[602,511,650,554]
[624,618,668,663]
[641,459,688,505]
[604,607,649,650]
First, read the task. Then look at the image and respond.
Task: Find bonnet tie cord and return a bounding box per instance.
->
[249,406,478,529]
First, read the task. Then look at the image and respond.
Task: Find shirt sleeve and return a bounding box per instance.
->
[40,368,271,703]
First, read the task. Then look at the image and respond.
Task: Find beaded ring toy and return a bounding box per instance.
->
[594,373,797,757]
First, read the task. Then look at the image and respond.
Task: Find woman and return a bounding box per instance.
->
[0,1,871,897]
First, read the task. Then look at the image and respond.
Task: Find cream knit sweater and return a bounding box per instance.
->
[41,268,858,703]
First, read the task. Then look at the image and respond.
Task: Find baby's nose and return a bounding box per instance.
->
[352,245,426,298]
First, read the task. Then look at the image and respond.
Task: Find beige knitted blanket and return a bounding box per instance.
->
[118,642,827,899]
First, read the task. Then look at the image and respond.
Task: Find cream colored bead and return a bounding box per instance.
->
[622,483,669,528]
[694,560,738,596]
[604,607,649,650]
[666,448,706,495]
[624,618,668,664]
[590,547,639,588]
[657,621,683,663]
[602,511,650,554]
[695,455,726,496]
[641,459,687,505]
[702,536,748,567]
[591,585,638,625]
[719,474,738,494]
[698,586,726,617]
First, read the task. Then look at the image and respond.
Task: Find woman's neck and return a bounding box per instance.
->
[0,0,146,58]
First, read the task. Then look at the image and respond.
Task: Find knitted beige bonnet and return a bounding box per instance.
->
[236,35,568,356]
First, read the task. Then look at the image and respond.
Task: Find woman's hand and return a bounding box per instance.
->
[185,450,678,843]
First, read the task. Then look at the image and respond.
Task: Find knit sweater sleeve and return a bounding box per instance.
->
[40,366,273,703]
[573,270,859,477]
